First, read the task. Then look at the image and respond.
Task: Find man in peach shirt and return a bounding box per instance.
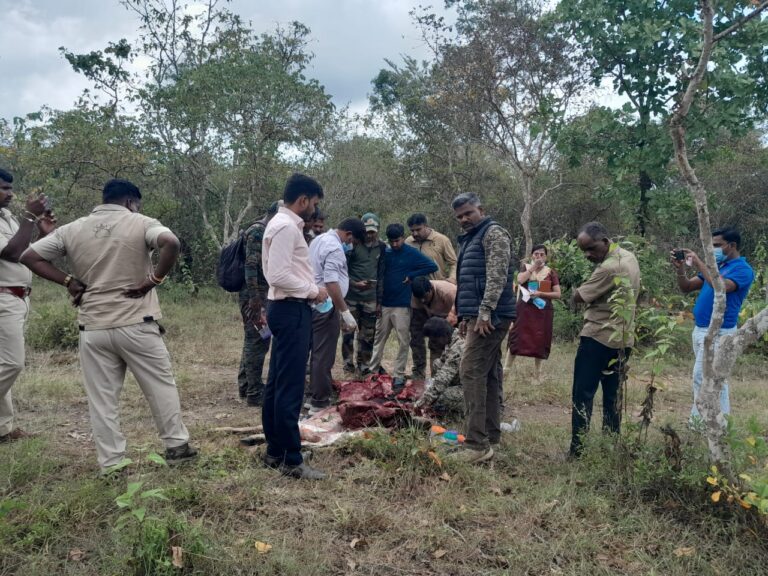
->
[261,173,328,480]
[410,276,457,375]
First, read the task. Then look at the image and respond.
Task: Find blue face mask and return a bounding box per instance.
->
[713,247,726,264]
[342,242,353,254]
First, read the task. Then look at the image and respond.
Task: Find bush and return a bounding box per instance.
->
[26,300,79,350]
[552,299,582,342]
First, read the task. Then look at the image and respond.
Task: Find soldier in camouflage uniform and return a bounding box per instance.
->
[414,317,465,417]
[237,202,280,405]
[341,213,385,377]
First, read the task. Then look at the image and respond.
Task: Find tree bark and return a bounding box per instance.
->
[520,173,534,257]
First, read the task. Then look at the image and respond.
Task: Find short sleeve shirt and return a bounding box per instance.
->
[693,257,754,329]
[577,247,641,348]
[0,208,32,288]
[309,230,349,297]
[27,204,172,330]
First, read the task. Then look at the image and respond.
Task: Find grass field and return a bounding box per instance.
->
[2,284,768,575]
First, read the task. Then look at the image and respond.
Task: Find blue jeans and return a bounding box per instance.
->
[691,325,737,419]
[262,300,312,466]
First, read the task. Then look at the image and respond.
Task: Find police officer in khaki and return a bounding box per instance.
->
[0,168,55,442]
[21,179,197,470]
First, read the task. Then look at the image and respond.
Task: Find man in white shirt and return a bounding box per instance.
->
[307,218,365,414]
[261,173,328,480]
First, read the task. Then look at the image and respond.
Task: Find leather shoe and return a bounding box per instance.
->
[279,462,326,480]
[0,428,33,443]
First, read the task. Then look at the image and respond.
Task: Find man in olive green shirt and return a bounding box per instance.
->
[569,221,640,457]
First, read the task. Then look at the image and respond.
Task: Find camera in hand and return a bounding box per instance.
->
[674,249,685,261]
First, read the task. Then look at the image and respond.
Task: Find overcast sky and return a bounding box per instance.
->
[1,0,447,121]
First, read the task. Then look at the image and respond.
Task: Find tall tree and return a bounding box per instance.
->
[666,0,768,466]
[410,0,587,256]
[559,0,768,237]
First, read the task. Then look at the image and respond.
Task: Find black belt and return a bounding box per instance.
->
[279,297,310,304]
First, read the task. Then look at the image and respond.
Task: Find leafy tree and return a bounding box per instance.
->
[559,0,768,237]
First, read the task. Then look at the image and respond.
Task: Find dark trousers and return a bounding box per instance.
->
[570,336,630,455]
[237,295,270,402]
[460,318,511,450]
[262,300,311,466]
[409,307,430,377]
[309,308,340,408]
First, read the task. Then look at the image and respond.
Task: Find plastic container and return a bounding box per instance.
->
[258,325,272,340]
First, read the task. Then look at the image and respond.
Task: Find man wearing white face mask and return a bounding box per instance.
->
[672,227,754,421]
[306,217,366,415]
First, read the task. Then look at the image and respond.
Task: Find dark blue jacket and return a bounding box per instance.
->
[380,244,438,307]
[456,218,516,323]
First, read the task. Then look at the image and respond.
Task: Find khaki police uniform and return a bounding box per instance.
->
[0,208,32,436]
[28,204,189,469]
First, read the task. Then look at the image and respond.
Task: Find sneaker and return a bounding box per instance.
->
[451,446,494,464]
[343,363,356,374]
[165,443,198,465]
[279,461,327,480]
[0,428,33,443]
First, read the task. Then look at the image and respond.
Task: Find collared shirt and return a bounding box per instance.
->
[576,246,641,348]
[406,229,457,283]
[27,204,172,330]
[309,229,349,297]
[412,279,458,326]
[0,208,32,288]
[263,207,319,301]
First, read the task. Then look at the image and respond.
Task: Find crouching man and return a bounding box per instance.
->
[414,318,465,418]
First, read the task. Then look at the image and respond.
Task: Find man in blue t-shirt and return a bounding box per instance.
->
[367,223,438,390]
[672,227,754,420]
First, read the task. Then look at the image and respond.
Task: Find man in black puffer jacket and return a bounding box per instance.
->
[451,192,517,464]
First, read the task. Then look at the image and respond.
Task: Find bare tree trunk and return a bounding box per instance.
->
[668,0,768,469]
[520,173,534,257]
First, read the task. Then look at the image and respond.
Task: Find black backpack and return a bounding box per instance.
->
[216,233,246,292]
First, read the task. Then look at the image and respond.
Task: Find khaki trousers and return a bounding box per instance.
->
[79,321,189,468]
[0,294,27,436]
[368,306,411,378]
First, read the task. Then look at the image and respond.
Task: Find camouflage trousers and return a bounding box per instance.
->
[238,292,270,403]
[341,300,377,372]
[432,387,465,418]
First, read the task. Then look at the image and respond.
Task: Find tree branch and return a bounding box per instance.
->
[713,1,768,43]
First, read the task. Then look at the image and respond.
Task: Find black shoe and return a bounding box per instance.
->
[246,394,263,407]
[343,363,355,374]
[263,450,312,469]
[165,443,198,465]
[263,454,280,469]
[278,462,326,480]
[411,371,426,380]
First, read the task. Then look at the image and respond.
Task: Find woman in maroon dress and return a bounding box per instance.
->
[506,244,561,383]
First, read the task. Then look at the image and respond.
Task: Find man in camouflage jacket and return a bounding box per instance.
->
[414,317,465,417]
[237,202,279,405]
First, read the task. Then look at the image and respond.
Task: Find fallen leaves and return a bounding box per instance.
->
[432,549,447,559]
[255,541,272,554]
[673,546,695,557]
[349,537,367,550]
[171,546,183,568]
[67,548,85,562]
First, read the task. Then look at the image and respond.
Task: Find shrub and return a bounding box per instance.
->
[552,299,582,342]
[26,300,79,350]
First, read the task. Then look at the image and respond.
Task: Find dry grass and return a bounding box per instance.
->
[2,283,768,575]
